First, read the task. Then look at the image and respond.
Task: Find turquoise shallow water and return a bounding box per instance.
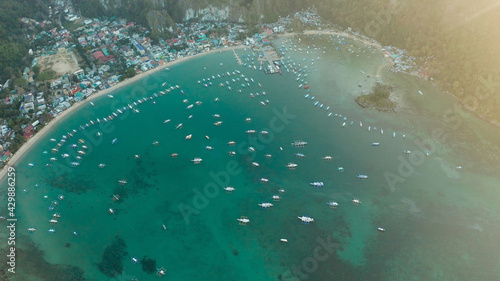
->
[1,35,500,281]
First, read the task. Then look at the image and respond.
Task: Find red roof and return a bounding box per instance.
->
[93,51,105,60]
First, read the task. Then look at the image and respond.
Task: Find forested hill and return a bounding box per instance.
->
[0,0,50,81]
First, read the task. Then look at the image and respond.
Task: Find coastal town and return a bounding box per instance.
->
[0,1,417,167]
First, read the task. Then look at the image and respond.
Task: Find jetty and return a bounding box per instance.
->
[233,50,243,65]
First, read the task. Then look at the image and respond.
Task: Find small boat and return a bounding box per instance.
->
[252,162,260,167]
[186,104,194,109]
[205,135,210,140]
[286,163,298,169]
[291,140,308,147]
[245,118,252,122]
[134,155,140,159]
[108,208,115,214]
[107,94,114,98]
[49,219,58,224]
[280,238,288,243]
[214,121,223,126]
[265,154,272,158]
[27,227,36,233]
[48,229,56,234]
[352,199,362,205]
[418,90,424,95]
[248,146,255,152]
[260,178,269,183]
[152,141,159,146]
[295,153,306,158]
[112,194,120,201]
[224,186,235,193]
[278,189,285,194]
[131,257,139,264]
[246,130,257,134]
[272,195,281,201]
[212,114,221,118]
[327,201,339,208]
[163,119,171,124]
[50,157,57,162]
[323,156,333,160]
[175,123,183,129]
[191,157,203,164]
[356,174,368,179]
[185,134,192,140]
[171,153,178,158]
[237,216,250,225]
[337,167,344,172]
[258,202,273,209]
[50,138,56,142]
[90,101,94,106]
[156,267,167,277]
[371,142,380,146]
[298,215,314,224]
[60,153,69,158]
[310,182,324,188]
[118,179,128,185]
[377,227,386,232]
[228,141,236,146]
[205,146,214,150]
[111,138,118,144]
[228,151,236,156]
[27,163,34,168]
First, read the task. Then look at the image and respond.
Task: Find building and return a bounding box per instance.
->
[131,39,145,55]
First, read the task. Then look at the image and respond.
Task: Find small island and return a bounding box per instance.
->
[355,83,396,112]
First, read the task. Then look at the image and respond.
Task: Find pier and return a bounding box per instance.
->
[233,50,243,65]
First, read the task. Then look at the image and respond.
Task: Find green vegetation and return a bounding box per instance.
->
[356,83,396,112]
[0,0,48,81]
[36,70,55,82]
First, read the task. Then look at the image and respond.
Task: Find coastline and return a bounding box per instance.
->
[0,45,245,182]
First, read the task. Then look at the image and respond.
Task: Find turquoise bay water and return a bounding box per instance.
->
[2,35,500,281]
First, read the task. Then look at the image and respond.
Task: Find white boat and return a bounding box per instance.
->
[286,163,298,169]
[214,121,223,126]
[258,202,274,209]
[298,215,314,224]
[186,104,194,109]
[237,216,250,225]
[272,195,281,201]
[224,186,235,192]
[27,227,36,233]
[228,141,236,146]
[356,174,368,179]
[185,134,192,140]
[48,229,56,234]
[377,227,386,232]
[246,130,257,134]
[295,153,306,158]
[175,123,183,129]
[291,140,308,147]
[252,162,260,167]
[205,146,214,150]
[118,179,128,185]
[323,156,333,160]
[260,178,269,183]
[352,199,362,205]
[418,90,424,95]
[109,208,115,214]
[152,141,159,146]
[371,142,380,146]
[90,101,94,106]
[107,94,114,98]
[310,182,324,188]
[212,114,221,118]
[112,138,118,144]
[327,201,339,208]
[280,238,288,243]
[191,157,203,164]
[403,150,411,154]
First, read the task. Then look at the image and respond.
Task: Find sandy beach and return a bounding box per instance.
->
[0,45,245,182]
